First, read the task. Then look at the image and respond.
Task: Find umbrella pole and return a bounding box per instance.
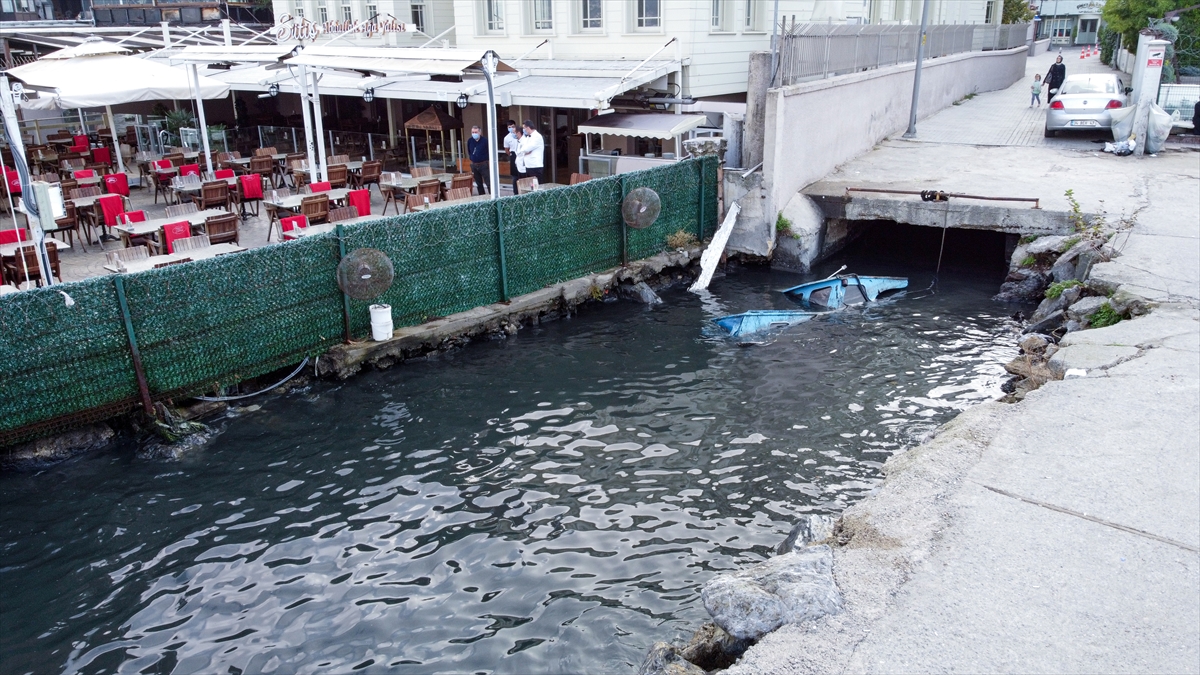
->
[310,70,328,183]
[77,108,87,134]
[296,65,318,188]
[106,105,127,177]
[188,64,214,175]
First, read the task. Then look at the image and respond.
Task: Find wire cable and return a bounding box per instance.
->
[195,358,310,402]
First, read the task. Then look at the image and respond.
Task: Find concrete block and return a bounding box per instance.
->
[771,193,825,273]
[1048,343,1140,378]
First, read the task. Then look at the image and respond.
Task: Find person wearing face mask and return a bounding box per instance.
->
[517,120,545,187]
[466,125,490,196]
[503,120,523,193]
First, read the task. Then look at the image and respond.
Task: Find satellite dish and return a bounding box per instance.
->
[337,248,395,301]
[622,187,662,230]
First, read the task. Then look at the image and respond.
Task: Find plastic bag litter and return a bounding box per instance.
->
[1110,105,1137,142]
[1145,103,1177,154]
[1104,138,1137,156]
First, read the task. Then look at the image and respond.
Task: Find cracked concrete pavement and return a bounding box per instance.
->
[725,53,1200,675]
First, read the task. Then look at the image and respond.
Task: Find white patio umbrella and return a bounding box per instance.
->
[8,39,231,175]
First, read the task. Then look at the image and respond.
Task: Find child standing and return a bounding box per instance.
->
[1031,74,1043,108]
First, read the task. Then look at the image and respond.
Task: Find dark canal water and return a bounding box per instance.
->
[0,226,1021,674]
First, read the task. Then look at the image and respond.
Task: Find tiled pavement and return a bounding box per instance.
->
[896,46,1119,149]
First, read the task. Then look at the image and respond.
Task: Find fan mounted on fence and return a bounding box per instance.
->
[622,187,662,230]
[337,248,395,301]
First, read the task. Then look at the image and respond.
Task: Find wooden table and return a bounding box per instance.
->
[294,160,364,178]
[264,188,351,211]
[171,176,238,198]
[230,154,289,168]
[103,243,247,273]
[411,195,492,211]
[112,208,230,246]
[72,176,103,187]
[288,214,386,238]
[381,173,455,192]
[0,236,71,257]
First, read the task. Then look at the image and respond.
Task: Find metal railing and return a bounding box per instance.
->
[778,22,1031,86]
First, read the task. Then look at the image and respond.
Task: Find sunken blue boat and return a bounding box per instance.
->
[713,310,819,337]
[781,275,908,309]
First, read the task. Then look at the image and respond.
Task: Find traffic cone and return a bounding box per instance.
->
[1080,48,1086,59]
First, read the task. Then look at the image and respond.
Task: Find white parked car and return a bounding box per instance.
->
[1045,74,1132,137]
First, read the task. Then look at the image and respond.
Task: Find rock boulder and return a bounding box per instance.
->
[637,642,706,675]
[1067,296,1108,324]
[701,545,843,641]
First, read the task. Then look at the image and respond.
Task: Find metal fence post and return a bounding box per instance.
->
[495,202,509,300]
[697,159,706,241]
[113,276,155,417]
[336,223,353,342]
[619,174,628,265]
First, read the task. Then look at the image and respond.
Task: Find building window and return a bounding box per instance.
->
[365,3,376,18]
[486,0,504,31]
[411,0,426,31]
[341,3,352,21]
[532,0,552,29]
[711,0,730,30]
[1079,18,1098,34]
[744,0,757,30]
[581,0,602,29]
[637,0,659,28]
[984,0,995,23]
[295,5,304,19]
[318,2,328,22]
[711,0,721,28]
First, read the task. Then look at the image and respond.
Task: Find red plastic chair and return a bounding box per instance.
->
[73,134,88,147]
[103,173,129,196]
[118,210,146,225]
[2,167,20,195]
[240,173,263,199]
[152,159,174,172]
[180,164,201,177]
[68,145,89,155]
[97,194,126,229]
[73,169,96,179]
[0,227,28,244]
[309,181,332,193]
[91,147,112,166]
[162,221,192,254]
[280,215,308,240]
[214,168,235,179]
[348,189,370,217]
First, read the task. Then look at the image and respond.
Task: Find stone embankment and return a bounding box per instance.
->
[639,196,1199,673]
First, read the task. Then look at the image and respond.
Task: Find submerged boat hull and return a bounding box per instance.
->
[781,275,908,308]
[714,310,818,337]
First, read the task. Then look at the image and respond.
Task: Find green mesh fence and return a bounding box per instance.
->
[0,157,718,445]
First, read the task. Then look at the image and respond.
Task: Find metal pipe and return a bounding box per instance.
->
[769,0,780,85]
[296,65,318,186]
[417,25,456,49]
[902,0,931,138]
[844,187,1041,209]
[189,63,214,173]
[310,71,328,182]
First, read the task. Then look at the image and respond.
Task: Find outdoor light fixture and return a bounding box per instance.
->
[456,93,469,109]
[363,88,375,103]
[269,83,280,97]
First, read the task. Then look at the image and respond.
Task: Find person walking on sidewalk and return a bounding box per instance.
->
[1031,74,1043,107]
[466,125,490,196]
[517,120,545,187]
[503,120,523,193]
[1045,55,1066,102]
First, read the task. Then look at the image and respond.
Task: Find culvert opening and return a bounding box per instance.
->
[833,221,1013,279]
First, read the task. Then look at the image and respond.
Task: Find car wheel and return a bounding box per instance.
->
[1044,126,1056,138]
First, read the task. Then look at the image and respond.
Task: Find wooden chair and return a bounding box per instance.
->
[164,153,186,167]
[328,154,350,166]
[58,179,78,196]
[233,174,264,218]
[204,213,239,245]
[404,192,439,213]
[4,243,59,287]
[280,215,308,240]
[300,193,330,225]
[328,206,359,222]
[196,181,231,211]
[105,245,149,270]
[165,202,198,218]
[44,202,86,252]
[149,221,193,255]
[327,164,349,190]
[264,187,292,241]
[516,177,540,193]
[416,179,441,198]
[69,186,102,200]
[381,183,401,215]
[569,173,592,185]
[283,153,305,186]
[447,173,473,197]
[354,159,383,193]
[250,155,275,189]
[411,166,434,178]
[172,234,211,254]
[443,186,473,202]
[253,146,278,157]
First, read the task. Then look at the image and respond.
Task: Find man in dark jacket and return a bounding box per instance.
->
[466,125,489,196]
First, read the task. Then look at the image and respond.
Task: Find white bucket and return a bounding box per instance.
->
[369,303,393,341]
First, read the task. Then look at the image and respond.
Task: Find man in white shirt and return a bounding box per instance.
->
[516,120,545,189]
[502,120,523,193]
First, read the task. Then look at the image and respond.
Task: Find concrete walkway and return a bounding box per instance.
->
[727,49,1200,675]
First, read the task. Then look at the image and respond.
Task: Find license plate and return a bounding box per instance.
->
[1069,120,1100,127]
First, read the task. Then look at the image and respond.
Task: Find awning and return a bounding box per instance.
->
[10,42,230,110]
[404,105,462,131]
[286,46,517,78]
[578,113,709,139]
[170,45,300,66]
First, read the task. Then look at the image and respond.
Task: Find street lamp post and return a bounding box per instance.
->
[480,50,501,201]
[902,0,932,138]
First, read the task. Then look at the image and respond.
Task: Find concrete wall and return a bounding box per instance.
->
[1030,38,1051,56]
[725,45,1027,258]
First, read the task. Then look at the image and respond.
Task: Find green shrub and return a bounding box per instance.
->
[1021,255,1037,267]
[1089,302,1122,328]
[776,212,794,238]
[1045,280,1082,299]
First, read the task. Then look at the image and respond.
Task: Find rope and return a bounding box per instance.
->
[195,358,309,402]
